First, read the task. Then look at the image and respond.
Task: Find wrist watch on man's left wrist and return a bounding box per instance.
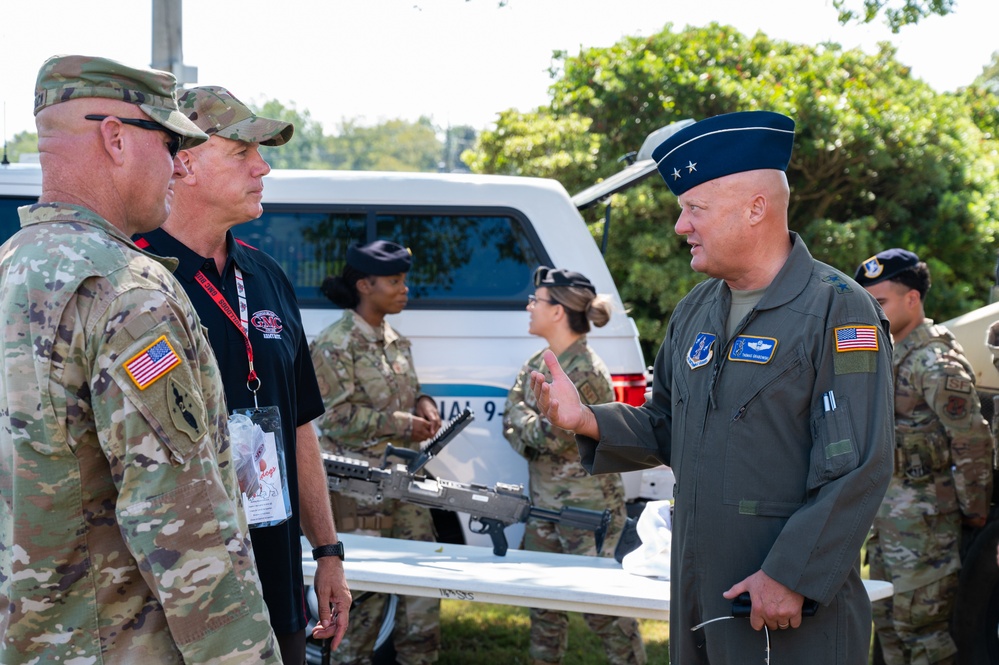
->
[312,542,345,561]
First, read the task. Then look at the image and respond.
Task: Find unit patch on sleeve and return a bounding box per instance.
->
[834,325,879,353]
[945,376,972,394]
[124,335,182,389]
[687,332,717,370]
[728,335,778,364]
[579,381,599,405]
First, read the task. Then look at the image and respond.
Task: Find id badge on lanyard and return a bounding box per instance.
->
[198,266,292,528]
[230,405,291,528]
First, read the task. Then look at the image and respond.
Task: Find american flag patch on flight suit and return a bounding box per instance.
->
[834,325,879,352]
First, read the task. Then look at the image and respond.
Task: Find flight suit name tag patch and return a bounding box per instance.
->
[687,332,716,370]
[728,335,778,364]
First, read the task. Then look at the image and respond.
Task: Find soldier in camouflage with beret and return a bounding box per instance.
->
[504,267,646,665]
[856,249,994,665]
[310,240,441,665]
[0,55,280,663]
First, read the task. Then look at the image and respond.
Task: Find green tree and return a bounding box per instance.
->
[442,124,478,173]
[974,51,999,93]
[468,23,999,359]
[462,110,601,189]
[254,99,333,169]
[3,130,38,164]
[251,99,476,172]
[326,116,443,172]
[833,0,955,32]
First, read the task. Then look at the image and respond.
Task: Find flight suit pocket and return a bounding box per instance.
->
[807,396,860,491]
[670,387,688,484]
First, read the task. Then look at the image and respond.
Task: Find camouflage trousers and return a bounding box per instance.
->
[332,496,440,665]
[524,518,647,665]
[867,513,961,665]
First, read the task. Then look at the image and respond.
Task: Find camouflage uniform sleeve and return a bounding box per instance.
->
[502,360,548,458]
[503,349,611,459]
[310,334,410,448]
[920,344,995,521]
[90,283,280,663]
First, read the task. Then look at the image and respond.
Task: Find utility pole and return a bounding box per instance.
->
[151,0,197,86]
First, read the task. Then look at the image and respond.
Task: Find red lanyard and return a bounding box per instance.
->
[194,266,260,398]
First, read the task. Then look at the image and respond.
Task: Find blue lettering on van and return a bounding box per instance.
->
[422,384,507,422]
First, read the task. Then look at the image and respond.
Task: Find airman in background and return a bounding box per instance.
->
[857,248,994,665]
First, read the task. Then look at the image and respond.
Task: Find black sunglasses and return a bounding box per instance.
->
[84,114,182,159]
[533,266,553,287]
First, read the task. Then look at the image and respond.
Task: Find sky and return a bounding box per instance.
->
[1,0,998,146]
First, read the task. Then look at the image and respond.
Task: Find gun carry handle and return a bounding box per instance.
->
[381,443,416,469]
[470,517,509,557]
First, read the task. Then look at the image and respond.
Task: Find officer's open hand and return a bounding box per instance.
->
[529,350,598,437]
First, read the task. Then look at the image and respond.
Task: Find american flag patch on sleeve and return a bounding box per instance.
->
[834,325,879,352]
[124,335,182,389]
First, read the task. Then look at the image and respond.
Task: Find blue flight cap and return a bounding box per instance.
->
[346,240,412,276]
[854,248,920,286]
[651,111,796,196]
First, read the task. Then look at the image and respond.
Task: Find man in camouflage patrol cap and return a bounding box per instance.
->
[0,55,281,662]
[856,248,994,665]
[135,85,351,664]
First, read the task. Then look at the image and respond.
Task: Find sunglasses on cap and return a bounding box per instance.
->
[533,266,596,293]
[85,114,182,159]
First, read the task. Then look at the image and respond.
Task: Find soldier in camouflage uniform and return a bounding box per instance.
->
[310,240,442,665]
[856,249,994,665]
[503,267,646,665]
[0,56,280,663]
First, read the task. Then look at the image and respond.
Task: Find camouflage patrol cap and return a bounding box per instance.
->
[533,266,597,294]
[34,54,208,145]
[178,86,294,146]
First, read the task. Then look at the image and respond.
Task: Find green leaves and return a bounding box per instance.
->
[467,22,999,362]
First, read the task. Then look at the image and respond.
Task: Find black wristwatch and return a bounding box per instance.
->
[312,542,345,561]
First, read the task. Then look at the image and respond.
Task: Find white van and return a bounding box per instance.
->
[0,160,673,549]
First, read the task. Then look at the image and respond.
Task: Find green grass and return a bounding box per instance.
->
[439,600,669,664]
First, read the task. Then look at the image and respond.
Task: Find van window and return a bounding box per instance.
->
[242,205,548,310]
[0,198,34,243]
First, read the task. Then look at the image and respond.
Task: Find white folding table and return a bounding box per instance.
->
[303,534,893,621]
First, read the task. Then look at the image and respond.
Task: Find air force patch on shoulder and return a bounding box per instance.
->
[729,335,778,364]
[687,332,716,370]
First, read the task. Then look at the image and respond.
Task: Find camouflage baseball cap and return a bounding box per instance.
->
[34,54,208,145]
[178,86,294,146]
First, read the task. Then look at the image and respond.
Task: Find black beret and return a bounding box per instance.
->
[346,240,411,276]
[652,111,796,196]
[854,248,920,287]
[533,266,596,294]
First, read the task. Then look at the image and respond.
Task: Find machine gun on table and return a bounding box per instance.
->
[323,408,611,556]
